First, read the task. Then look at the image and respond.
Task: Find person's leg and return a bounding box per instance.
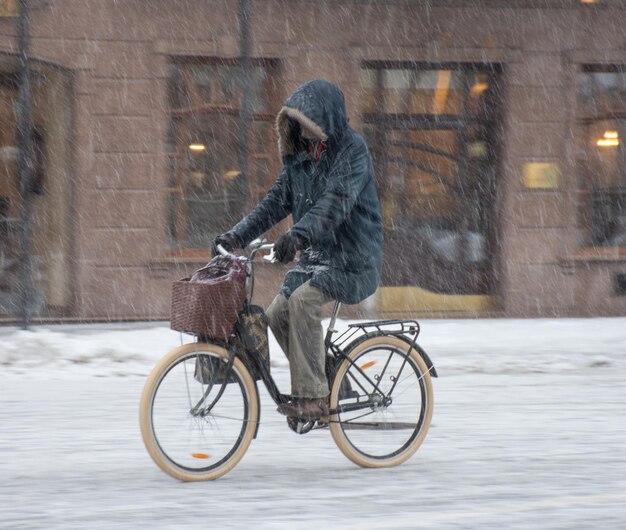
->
[284,280,333,399]
[266,293,290,361]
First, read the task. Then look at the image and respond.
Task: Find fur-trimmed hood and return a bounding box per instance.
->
[233,79,383,305]
[276,80,349,158]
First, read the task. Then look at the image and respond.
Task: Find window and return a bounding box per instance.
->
[577,66,626,248]
[165,58,279,250]
[361,63,502,295]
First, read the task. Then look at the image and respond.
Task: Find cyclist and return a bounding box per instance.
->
[213,80,383,419]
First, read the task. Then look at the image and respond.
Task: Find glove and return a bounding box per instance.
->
[211,232,242,257]
[274,232,302,264]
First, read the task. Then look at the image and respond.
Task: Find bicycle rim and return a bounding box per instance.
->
[329,336,433,467]
[140,343,258,481]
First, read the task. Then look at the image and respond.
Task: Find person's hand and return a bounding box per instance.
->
[211,232,242,257]
[274,232,302,263]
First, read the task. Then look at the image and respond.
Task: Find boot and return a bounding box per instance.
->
[277,396,329,420]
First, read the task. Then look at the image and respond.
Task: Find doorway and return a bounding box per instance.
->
[0,56,73,318]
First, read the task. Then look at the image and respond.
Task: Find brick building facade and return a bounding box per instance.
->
[0,0,625,321]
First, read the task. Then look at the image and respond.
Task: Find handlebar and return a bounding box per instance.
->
[254,243,275,252]
[216,244,233,257]
[216,241,275,262]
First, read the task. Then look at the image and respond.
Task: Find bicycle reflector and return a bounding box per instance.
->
[360,360,378,370]
[191,453,212,459]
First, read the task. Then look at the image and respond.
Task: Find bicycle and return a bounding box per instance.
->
[139,241,438,481]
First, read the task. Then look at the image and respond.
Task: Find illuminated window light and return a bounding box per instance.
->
[597,130,620,147]
[189,144,206,152]
[471,82,489,95]
[223,169,241,180]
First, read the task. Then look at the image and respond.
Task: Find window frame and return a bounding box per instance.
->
[576,64,626,251]
[360,61,503,295]
[164,56,281,255]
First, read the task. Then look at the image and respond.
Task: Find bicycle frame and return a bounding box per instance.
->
[210,241,438,416]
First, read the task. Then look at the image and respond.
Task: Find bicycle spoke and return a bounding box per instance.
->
[388,365,435,400]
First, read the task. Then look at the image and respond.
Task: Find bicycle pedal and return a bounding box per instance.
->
[286,417,315,434]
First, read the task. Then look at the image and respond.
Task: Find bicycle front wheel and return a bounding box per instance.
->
[329,335,434,468]
[139,342,259,481]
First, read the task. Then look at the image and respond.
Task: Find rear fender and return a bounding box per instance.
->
[342,332,438,378]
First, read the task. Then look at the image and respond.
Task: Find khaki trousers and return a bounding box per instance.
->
[266,280,333,398]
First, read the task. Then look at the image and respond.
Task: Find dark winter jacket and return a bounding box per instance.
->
[232,80,383,305]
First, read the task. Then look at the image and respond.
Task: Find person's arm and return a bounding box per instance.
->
[289,139,371,245]
[231,167,292,246]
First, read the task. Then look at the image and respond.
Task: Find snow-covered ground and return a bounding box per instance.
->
[1,318,625,529]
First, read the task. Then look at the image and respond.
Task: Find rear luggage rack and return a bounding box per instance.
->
[347,319,420,335]
[330,319,420,352]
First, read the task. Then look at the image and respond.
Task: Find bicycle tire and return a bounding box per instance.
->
[329,335,434,468]
[139,342,259,481]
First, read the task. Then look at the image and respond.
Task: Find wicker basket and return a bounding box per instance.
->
[170,259,247,339]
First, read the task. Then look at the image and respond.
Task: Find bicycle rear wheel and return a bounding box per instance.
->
[139,342,259,481]
[329,335,434,468]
